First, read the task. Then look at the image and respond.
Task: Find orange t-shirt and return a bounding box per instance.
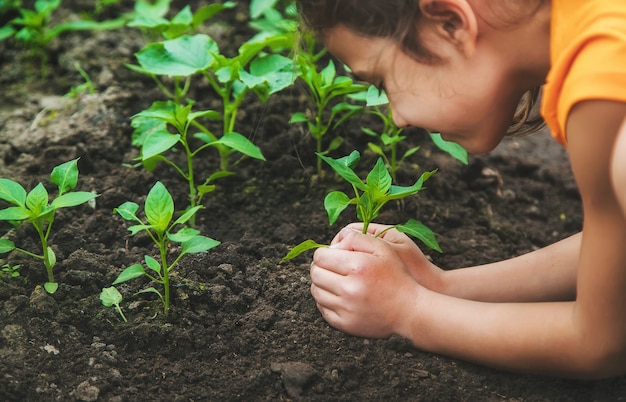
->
[541,0,626,145]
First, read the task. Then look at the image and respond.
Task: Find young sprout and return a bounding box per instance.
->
[0,159,98,293]
[0,0,125,77]
[100,286,127,323]
[290,59,368,175]
[281,150,441,263]
[111,181,220,314]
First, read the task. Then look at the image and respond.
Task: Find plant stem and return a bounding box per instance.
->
[34,220,54,284]
[158,235,170,313]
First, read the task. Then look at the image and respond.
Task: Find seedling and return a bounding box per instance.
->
[99,286,127,322]
[0,159,99,293]
[64,62,95,98]
[281,151,441,262]
[131,99,264,222]
[290,59,368,175]
[0,260,21,283]
[127,0,236,41]
[248,0,299,45]
[128,33,295,216]
[112,181,220,314]
[0,0,126,77]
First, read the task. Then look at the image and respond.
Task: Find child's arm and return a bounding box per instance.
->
[434,232,580,302]
[406,100,626,378]
[310,100,626,378]
[337,222,580,303]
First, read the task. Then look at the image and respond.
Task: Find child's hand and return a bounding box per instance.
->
[337,223,442,287]
[310,224,428,339]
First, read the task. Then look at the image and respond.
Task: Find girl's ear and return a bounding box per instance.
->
[418,0,478,56]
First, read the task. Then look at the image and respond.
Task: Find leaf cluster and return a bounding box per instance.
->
[126,0,236,40]
[290,59,369,174]
[0,0,125,76]
[281,151,441,263]
[128,33,296,215]
[0,159,98,293]
[111,181,220,313]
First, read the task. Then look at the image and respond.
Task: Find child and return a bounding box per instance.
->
[297,0,626,378]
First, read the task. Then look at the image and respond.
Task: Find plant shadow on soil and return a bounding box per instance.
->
[0,1,625,401]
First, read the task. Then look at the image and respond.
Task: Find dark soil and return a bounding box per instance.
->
[0,2,625,401]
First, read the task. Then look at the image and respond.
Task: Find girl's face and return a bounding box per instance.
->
[324,25,525,154]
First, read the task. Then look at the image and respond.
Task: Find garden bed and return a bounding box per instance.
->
[0,1,625,401]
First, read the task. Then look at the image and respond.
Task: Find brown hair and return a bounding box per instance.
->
[295,0,545,135]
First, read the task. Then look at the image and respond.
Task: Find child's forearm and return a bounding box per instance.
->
[400,289,625,379]
[432,233,581,302]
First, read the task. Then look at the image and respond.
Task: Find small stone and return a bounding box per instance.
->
[73,380,100,402]
[270,361,317,398]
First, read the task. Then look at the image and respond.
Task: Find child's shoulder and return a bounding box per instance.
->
[541,0,626,145]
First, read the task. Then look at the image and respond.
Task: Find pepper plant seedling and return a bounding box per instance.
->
[99,286,127,322]
[281,151,441,262]
[126,0,236,41]
[0,0,126,77]
[128,33,296,223]
[131,99,265,223]
[290,59,368,175]
[0,159,99,293]
[0,260,21,284]
[112,181,220,314]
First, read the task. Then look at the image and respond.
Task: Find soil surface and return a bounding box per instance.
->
[1,2,625,401]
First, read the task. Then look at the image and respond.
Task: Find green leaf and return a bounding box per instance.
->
[131,114,169,147]
[144,255,161,274]
[132,0,170,20]
[26,183,48,214]
[0,239,15,253]
[144,182,174,233]
[51,192,98,209]
[0,178,26,206]
[128,224,152,235]
[141,130,180,160]
[365,85,388,106]
[50,159,80,193]
[317,151,367,191]
[135,34,218,77]
[0,206,30,221]
[396,219,442,253]
[181,235,220,255]
[250,0,278,18]
[114,202,140,222]
[172,206,203,226]
[46,246,56,268]
[387,170,436,200]
[193,2,236,28]
[0,26,16,41]
[366,158,392,200]
[167,227,200,243]
[112,263,146,285]
[100,286,123,307]
[280,239,328,263]
[216,132,266,161]
[44,282,58,294]
[324,191,353,226]
[133,100,177,122]
[289,112,308,124]
[135,287,163,300]
[48,18,126,40]
[430,133,468,164]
